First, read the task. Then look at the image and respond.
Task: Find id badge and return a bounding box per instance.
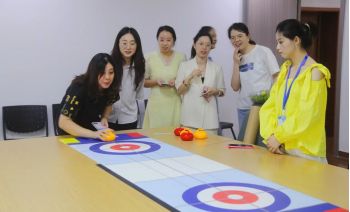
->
[277,115,286,126]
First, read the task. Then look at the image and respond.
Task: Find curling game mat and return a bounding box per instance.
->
[60,133,346,212]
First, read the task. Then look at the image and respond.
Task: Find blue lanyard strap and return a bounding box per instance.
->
[282,55,308,111]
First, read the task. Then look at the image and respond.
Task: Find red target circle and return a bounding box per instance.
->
[111,144,140,150]
[213,190,258,204]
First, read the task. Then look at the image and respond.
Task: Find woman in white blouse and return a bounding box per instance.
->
[175,31,225,134]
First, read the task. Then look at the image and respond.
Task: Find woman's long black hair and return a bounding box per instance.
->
[72,53,119,101]
[111,27,145,91]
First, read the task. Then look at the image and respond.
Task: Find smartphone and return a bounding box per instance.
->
[228,144,253,149]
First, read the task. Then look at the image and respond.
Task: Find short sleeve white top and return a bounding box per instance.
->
[238,45,279,109]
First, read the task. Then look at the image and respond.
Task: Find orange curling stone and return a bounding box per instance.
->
[193,128,208,139]
[101,129,116,142]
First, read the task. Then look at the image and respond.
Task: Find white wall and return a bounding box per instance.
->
[339,0,349,153]
[0,0,243,139]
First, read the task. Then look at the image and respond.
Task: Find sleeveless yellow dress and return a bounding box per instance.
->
[143,51,186,128]
[260,61,330,157]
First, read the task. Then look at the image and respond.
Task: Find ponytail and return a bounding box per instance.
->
[276,19,317,49]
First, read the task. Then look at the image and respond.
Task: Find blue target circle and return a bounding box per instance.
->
[89,140,161,155]
[182,182,291,212]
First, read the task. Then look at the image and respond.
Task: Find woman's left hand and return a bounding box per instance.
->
[100,117,109,128]
[168,79,175,87]
[201,86,216,102]
[202,86,218,97]
[266,135,284,154]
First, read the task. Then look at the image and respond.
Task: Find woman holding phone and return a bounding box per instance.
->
[143,25,186,128]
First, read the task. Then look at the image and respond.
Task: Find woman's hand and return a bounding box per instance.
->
[233,48,242,64]
[191,68,202,78]
[100,117,109,128]
[202,86,215,97]
[168,79,175,87]
[182,69,202,87]
[96,128,114,141]
[201,86,217,102]
[156,79,165,86]
[266,135,285,154]
[231,49,242,91]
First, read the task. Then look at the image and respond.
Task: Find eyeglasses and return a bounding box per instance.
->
[119,42,136,49]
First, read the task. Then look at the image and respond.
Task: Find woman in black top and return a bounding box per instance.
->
[58,53,120,140]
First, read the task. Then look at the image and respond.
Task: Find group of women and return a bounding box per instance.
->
[58,19,330,163]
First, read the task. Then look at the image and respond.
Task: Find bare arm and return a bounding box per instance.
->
[202,86,224,98]
[177,76,192,95]
[101,105,113,127]
[144,78,161,88]
[58,114,98,138]
[231,49,242,91]
[177,68,201,95]
[311,68,325,80]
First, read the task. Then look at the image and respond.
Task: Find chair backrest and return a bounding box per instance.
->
[136,99,148,129]
[2,105,48,140]
[52,103,68,136]
[215,97,219,116]
[215,97,236,138]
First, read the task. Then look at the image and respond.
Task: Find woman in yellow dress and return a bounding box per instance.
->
[143,25,186,128]
[260,19,330,163]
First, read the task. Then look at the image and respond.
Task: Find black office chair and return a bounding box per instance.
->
[2,105,49,140]
[218,121,237,140]
[215,97,237,139]
[52,103,68,136]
